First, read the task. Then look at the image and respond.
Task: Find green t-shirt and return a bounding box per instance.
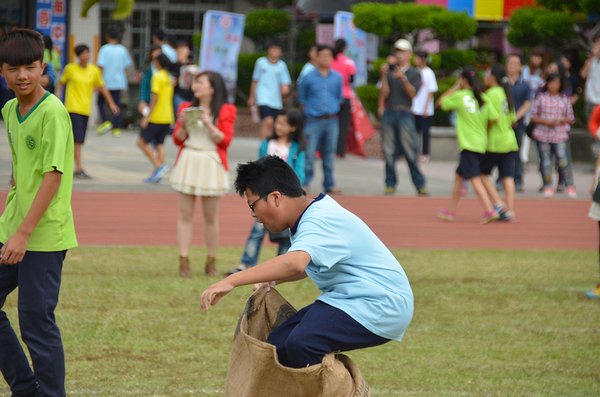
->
[0,92,78,251]
[441,90,499,154]
[485,87,518,153]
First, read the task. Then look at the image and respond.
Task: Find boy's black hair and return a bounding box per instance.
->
[461,65,484,107]
[175,40,190,49]
[0,28,44,67]
[267,40,283,50]
[317,45,333,55]
[307,43,318,51]
[268,108,306,151]
[415,50,428,59]
[154,53,171,69]
[105,27,119,41]
[153,28,166,41]
[75,44,89,56]
[506,53,523,64]
[235,156,306,199]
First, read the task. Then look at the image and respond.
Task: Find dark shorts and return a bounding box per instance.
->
[456,150,483,179]
[258,105,280,120]
[480,152,516,178]
[140,123,170,145]
[69,113,89,143]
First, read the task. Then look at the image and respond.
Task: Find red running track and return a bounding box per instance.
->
[0,191,594,250]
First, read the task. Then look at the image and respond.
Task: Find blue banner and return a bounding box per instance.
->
[334,12,368,87]
[200,11,246,103]
[36,0,67,73]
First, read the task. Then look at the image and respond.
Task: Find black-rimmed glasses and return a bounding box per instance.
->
[248,194,267,211]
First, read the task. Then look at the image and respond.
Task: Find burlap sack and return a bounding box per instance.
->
[224,287,373,397]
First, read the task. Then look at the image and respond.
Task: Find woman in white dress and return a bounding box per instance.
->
[171,71,237,276]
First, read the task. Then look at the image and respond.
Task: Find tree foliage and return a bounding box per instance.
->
[244,9,290,42]
[81,0,134,20]
[352,2,476,44]
[508,0,600,51]
[431,10,478,43]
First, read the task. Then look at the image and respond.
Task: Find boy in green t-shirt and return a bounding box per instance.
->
[0,28,77,397]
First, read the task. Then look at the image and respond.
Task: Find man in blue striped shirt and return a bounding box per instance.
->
[298,45,343,195]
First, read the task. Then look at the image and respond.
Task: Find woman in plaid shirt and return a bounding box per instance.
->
[530,73,576,198]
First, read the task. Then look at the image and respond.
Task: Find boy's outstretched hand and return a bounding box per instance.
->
[201,279,236,311]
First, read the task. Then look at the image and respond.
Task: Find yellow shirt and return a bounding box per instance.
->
[60,63,104,116]
[149,69,174,124]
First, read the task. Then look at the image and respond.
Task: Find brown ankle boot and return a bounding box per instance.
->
[205,256,218,276]
[179,256,191,277]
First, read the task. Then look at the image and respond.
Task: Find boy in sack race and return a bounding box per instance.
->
[201,156,413,384]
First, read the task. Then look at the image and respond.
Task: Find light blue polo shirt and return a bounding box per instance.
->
[96,43,132,90]
[252,57,291,110]
[288,194,414,341]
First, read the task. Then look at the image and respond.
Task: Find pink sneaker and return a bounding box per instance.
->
[479,209,499,224]
[566,186,577,199]
[460,187,468,196]
[542,186,554,197]
[437,208,456,221]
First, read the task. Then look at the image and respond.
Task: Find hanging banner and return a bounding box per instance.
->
[36,0,67,73]
[200,10,246,103]
[333,11,367,87]
[346,92,376,158]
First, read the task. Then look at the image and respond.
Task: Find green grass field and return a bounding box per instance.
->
[1,247,599,396]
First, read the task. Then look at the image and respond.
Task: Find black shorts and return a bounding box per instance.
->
[456,150,483,179]
[140,123,170,145]
[258,105,280,120]
[70,113,89,143]
[480,152,516,178]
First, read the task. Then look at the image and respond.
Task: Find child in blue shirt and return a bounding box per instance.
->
[201,156,413,368]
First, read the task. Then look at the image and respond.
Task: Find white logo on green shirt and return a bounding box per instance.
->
[463,95,476,113]
[8,130,13,146]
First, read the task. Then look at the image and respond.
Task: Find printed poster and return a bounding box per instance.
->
[334,11,367,87]
[200,11,246,103]
[36,0,67,72]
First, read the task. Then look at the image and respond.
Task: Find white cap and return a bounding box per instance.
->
[394,39,412,52]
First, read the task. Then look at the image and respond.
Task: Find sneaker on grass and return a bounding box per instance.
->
[585,283,600,298]
[96,121,112,135]
[224,265,247,277]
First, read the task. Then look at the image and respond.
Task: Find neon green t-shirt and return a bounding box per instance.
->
[43,49,62,73]
[485,87,518,153]
[60,62,104,116]
[0,92,78,251]
[441,90,499,154]
[149,69,174,124]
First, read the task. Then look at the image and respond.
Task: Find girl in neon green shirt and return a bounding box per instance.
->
[480,63,519,222]
[437,66,500,224]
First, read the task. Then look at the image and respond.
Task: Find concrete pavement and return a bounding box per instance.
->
[0,121,594,199]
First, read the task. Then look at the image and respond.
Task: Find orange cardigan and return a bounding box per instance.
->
[172,102,237,170]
